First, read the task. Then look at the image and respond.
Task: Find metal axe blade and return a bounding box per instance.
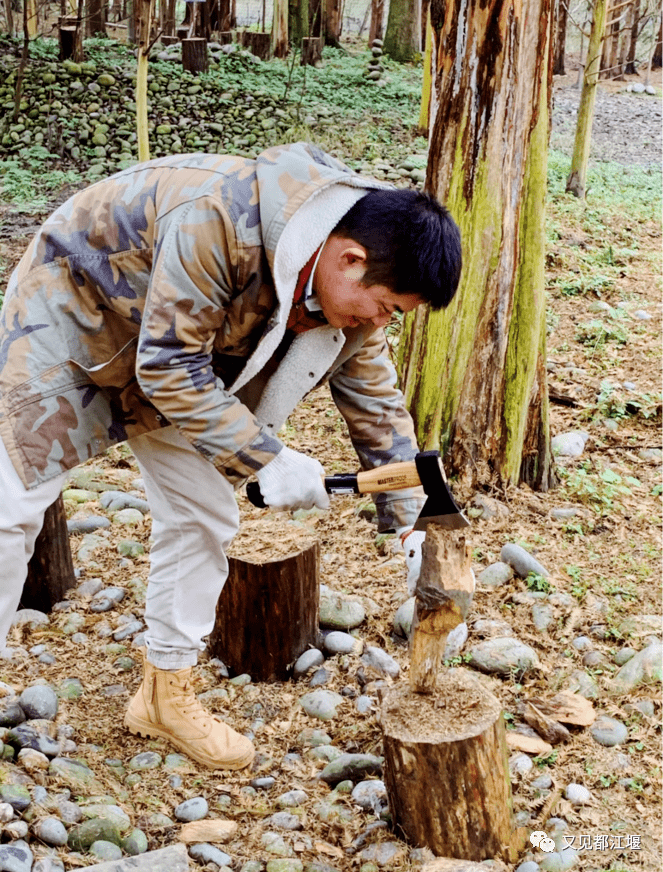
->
[412,451,470,531]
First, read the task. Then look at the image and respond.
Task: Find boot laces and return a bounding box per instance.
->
[170,678,212,724]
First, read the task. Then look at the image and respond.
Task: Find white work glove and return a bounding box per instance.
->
[256,446,330,512]
[400,529,426,597]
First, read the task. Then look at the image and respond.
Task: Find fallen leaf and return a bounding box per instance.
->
[535,691,596,726]
[506,732,553,756]
[314,840,345,858]
[178,820,238,843]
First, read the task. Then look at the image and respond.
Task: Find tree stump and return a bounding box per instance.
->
[22,495,76,612]
[208,539,319,681]
[182,37,208,72]
[301,37,323,65]
[219,30,234,43]
[240,31,271,59]
[58,16,83,62]
[381,670,514,861]
[162,34,179,44]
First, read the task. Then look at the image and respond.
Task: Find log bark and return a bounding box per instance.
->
[23,495,76,613]
[182,36,208,71]
[383,0,420,61]
[409,526,474,693]
[301,35,322,63]
[381,670,514,861]
[209,541,320,682]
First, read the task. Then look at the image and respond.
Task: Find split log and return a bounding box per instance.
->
[301,36,323,65]
[182,37,208,72]
[23,495,76,613]
[381,670,515,862]
[409,525,474,693]
[208,539,319,681]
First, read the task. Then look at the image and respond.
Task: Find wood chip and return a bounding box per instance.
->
[506,731,553,756]
[177,820,238,843]
[523,702,572,744]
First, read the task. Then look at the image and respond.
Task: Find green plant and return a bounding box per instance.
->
[525,572,553,594]
[560,462,637,516]
[575,319,629,348]
[534,749,558,767]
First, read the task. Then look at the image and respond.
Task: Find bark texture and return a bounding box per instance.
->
[383,0,421,61]
[398,0,556,492]
[381,672,514,861]
[209,541,320,681]
[183,36,209,71]
[23,495,76,613]
[272,0,289,56]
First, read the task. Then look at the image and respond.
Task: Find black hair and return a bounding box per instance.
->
[330,189,462,309]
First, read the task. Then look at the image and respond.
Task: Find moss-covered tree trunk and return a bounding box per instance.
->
[418,6,433,133]
[383,0,421,62]
[566,0,608,197]
[397,0,557,492]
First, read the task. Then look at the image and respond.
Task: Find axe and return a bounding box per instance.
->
[246,450,469,531]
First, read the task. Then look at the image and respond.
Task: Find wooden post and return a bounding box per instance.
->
[208,540,320,682]
[408,526,474,693]
[182,36,208,70]
[380,525,518,862]
[23,495,76,612]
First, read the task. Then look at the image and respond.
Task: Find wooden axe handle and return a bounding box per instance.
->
[354,461,422,494]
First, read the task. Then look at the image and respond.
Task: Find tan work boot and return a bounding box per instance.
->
[124,660,254,770]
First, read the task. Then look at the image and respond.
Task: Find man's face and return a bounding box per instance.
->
[313,236,425,330]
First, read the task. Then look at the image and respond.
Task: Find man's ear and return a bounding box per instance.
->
[340,245,367,281]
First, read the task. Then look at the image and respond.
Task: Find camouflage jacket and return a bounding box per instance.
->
[0,143,423,529]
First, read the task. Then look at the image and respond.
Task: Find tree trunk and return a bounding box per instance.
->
[208,541,320,682]
[368,0,384,43]
[23,496,76,613]
[272,0,288,56]
[325,0,341,45]
[651,12,662,68]
[553,0,568,74]
[26,0,37,37]
[624,0,640,74]
[418,6,433,133]
[182,35,208,69]
[87,0,107,35]
[566,0,608,197]
[288,0,308,47]
[383,0,420,61]
[398,0,556,493]
[135,0,154,161]
[381,671,515,861]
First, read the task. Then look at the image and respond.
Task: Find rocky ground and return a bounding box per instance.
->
[0,42,660,872]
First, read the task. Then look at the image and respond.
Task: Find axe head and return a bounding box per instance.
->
[412,451,470,532]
